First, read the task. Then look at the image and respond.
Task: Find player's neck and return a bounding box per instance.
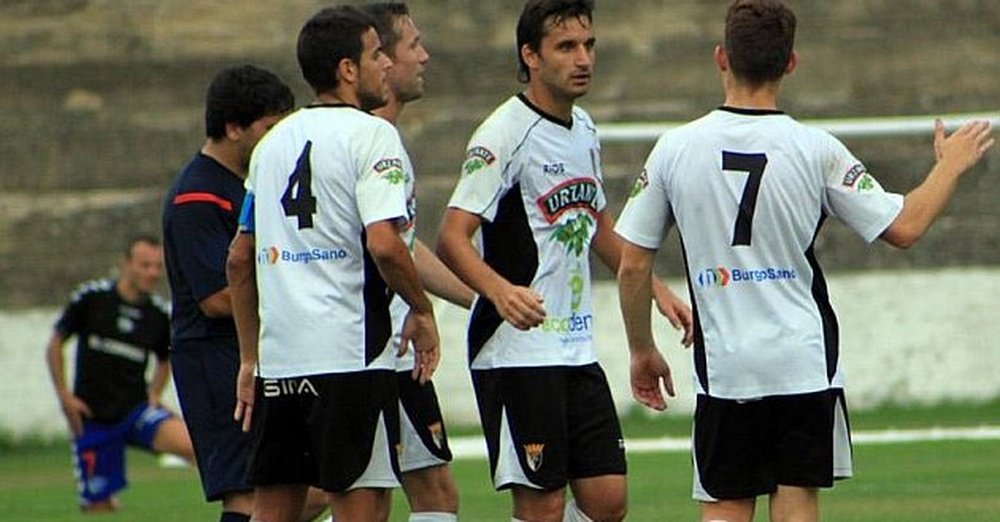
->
[523,83,574,124]
[374,94,404,125]
[201,140,246,179]
[315,88,358,108]
[115,278,145,305]
[722,79,782,111]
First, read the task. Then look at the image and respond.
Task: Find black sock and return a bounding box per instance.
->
[220,512,251,522]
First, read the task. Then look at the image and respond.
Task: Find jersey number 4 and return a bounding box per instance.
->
[723,151,768,246]
[281,141,317,229]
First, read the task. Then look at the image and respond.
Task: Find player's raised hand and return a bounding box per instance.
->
[651,278,694,347]
[936,119,994,175]
[401,309,440,384]
[491,282,546,330]
[233,362,256,433]
[59,393,92,437]
[630,348,674,411]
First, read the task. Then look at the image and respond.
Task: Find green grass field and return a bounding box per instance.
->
[2,400,998,521]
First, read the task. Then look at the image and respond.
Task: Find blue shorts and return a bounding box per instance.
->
[72,403,173,506]
[171,337,253,501]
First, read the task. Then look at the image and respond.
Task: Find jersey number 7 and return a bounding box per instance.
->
[722,151,768,246]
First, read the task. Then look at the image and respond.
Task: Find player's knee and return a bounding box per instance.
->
[568,497,626,522]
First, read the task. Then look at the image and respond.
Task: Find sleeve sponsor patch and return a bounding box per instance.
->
[462,146,496,176]
[372,158,406,185]
[841,163,868,188]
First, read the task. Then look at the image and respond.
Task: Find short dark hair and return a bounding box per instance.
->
[297,6,377,94]
[124,234,160,258]
[724,0,796,86]
[204,65,294,140]
[516,0,594,83]
[358,3,410,59]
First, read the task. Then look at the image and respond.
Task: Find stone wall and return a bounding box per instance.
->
[0,0,997,307]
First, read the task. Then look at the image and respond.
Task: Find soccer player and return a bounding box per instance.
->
[227,6,440,522]
[162,64,320,522]
[360,3,473,521]
[45,235,194,513]
[614,1,995,521]
[436,1,691,521]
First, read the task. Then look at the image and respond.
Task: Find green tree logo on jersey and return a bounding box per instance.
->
[383,168,406,185]
[551,213,594,258]
[857,174,875,192]
[629,169,649,199]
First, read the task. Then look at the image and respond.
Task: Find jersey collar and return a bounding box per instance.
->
[517,93,574,130]
[718,106,785,116]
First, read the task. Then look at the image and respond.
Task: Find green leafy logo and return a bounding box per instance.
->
[629,169,649,199]
[551,213,594,258]
[383,168,406,185]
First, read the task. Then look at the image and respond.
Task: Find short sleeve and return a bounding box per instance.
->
[167,198,234,302]
[821,136,904,243]
[447,132,509,222]
[238,191,255,233]
[54,289,87,337]
[355,122,411,227]
[614,140,675,249]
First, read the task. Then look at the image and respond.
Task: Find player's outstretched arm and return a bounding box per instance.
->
[881,119,994,248]
[618,241,675,411]
[226,232,260,432]
[436,207,546,330]
[367,220,440,384]
[413,238,475,309]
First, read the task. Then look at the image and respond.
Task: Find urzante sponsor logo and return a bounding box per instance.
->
[258,246,348,265]
[537,178,600,223]
[462,146,496,176]
[697,266,796,288]
[842,163,875,192]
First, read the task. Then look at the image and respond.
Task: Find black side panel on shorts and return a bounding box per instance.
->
[468,183,538,362]
[361,230,393,366]
[804,214,840,382]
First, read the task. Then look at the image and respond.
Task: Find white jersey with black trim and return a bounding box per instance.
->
[615,108,904,399]
[245,104,415,378]
[447,94,607,370]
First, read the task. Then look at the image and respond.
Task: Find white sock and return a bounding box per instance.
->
[409,513,457,522]
[563,499,594,522]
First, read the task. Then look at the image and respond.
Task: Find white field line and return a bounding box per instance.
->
[448,426,1000,460]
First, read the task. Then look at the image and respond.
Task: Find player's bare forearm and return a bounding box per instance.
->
[617,241,658,353]
[367,221,434,314]
[226,232,260,367]
[414,238,475,309]
[437,208,545,329]
[882,119,994,248]
[44,332,70,399]
[147,360,170,405]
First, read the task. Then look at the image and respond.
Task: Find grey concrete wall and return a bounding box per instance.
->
[5,269,999,441]
[0,0,998,308]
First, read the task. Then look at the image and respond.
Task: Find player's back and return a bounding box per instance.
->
[641,108,901,399]
[247,105,412,378]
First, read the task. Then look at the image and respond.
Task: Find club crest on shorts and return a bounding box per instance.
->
[524,443,545,472]
[428,422,444,450]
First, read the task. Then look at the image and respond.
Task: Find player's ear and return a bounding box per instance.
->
[336,57,358,85]
[521,43,540,75]
[784,50,798,76]
[713,44,729,73]
[224,122,243,142]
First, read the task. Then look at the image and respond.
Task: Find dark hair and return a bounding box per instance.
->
[298,6,377,94]
[204,65,294,140]
[724,0,796,86]
[124,234,160,258]
[516,0,594,83]
[358,3,410,59]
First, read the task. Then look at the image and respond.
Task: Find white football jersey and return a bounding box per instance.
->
[616,108,904,399]
[447,94,607,369]
[245,104,415,378]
